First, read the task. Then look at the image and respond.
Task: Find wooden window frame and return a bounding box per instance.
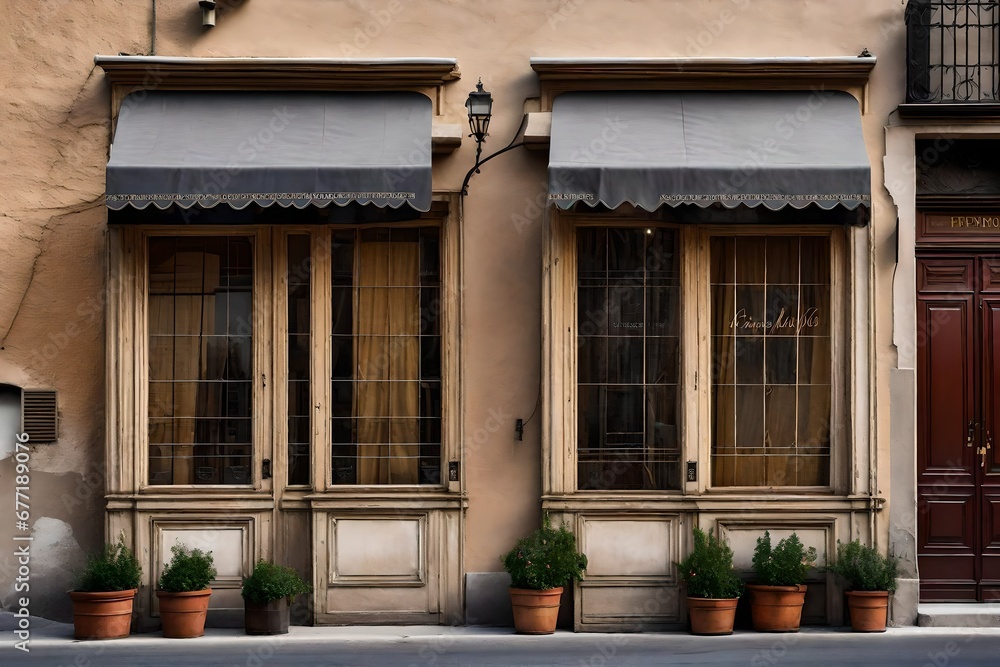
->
[542,210,852,498]
[107,198,462,499]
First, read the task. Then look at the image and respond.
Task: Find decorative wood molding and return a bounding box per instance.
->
[530,56,877,111]
[94,56,462,129]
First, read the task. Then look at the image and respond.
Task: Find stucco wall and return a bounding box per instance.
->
[0,0,906,622]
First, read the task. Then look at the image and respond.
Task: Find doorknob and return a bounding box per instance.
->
[984,431,994,469]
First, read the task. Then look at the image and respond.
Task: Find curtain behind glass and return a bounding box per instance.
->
[355,234,420,484]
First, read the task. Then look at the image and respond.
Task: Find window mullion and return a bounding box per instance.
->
[312,228,333,491]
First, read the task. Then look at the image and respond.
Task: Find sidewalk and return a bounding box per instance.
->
[6,614,1000,667]
[6,610,1000,646]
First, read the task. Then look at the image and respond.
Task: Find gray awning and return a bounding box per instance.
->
[548,90,871,215]
[106,91,432,212]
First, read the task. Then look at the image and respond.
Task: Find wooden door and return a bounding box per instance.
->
[918,255,1000,601]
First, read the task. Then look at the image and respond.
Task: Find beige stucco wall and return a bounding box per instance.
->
[1,0,907,623]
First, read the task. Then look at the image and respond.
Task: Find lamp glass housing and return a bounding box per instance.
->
[465,84,493,142]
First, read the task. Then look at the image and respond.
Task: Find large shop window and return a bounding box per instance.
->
[146,228,442,488]
[572,228,837,492]
[577,228,681,491]
[710,236,831,487]
[148,236,254,485]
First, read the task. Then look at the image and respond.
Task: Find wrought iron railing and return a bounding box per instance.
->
[906,0,1000,103]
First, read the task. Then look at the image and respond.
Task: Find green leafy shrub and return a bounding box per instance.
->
[677,527,744,599]
[827,539,898,592]
[158,544,216,593]
[752,531,817,586]
[76,534,142,592]
[241,560,311,604]
[501,515,587,590]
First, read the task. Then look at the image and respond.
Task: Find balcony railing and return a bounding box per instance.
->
[906,0,1000,103]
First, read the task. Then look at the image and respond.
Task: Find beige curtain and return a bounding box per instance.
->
[356,237,420,484]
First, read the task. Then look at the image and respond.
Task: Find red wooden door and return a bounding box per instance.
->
[918,255,1000,601]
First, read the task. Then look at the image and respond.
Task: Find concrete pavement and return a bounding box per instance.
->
[4,614,1000,667]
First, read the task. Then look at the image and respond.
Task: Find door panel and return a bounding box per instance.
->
[979,293,1000,595]
[917,257,977,601]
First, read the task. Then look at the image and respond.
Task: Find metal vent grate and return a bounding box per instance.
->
[22,390,57,444]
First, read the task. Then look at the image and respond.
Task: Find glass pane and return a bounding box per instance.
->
[646,286,679,336]
[420,287,440,335]
[711,234,832,488]
[735,237,766,283]
[647,229,679,287]
[287,234,310,486]
[609,286,644,335]
[735,385,764,448]
[576,227,680,491]
[421,335,441,380]
[799,284,831,337]
[608,337,643,384]
[578,228,608,279]
[147,236,253,486]
[329,227,442,485]
[735,286,765,335]
[578,336,607,384]
[711,236,735,284]
[766,236,799,284]
[800,236,830,284]
[646,336,678,386]
[419,229,441,286]
[608,229,645,283]
[765,337,797,385]
[735,337,764,384]
[578,286,608,336]
[765,285,799,336]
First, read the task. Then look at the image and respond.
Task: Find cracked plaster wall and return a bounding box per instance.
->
[0,0,149,621]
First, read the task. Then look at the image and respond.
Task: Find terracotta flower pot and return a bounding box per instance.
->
[686,596,739,635]
[244,597,289,635]
[69,589,137,640]
[509,587,563,634]
[845,590,889,632]
[156,587,212,638]
[747,584,807,632]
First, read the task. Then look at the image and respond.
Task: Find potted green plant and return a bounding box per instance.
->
[69,533,142,640]
[747,531,817,632]
[500,514,587,634]
[677,527,744,635]
[241,559,311,635]
[827,539,898,632]
[156,544,216,638]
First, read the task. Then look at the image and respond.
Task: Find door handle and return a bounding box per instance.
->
[984,431,994,469]
[968,421,976,447]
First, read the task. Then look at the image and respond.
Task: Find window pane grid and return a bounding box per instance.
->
[330,228,442,485]
[577,228,681,491]
[711,236,831,487]
[147,236,253,486]
[287,235,311,485]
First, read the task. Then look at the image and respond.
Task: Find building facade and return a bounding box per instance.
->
[1,0,983,631]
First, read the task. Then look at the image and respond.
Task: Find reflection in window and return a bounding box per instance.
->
[711,236,831,487]
[576,228,681,490]
[148,236,253,485]
[331,228,441,485]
